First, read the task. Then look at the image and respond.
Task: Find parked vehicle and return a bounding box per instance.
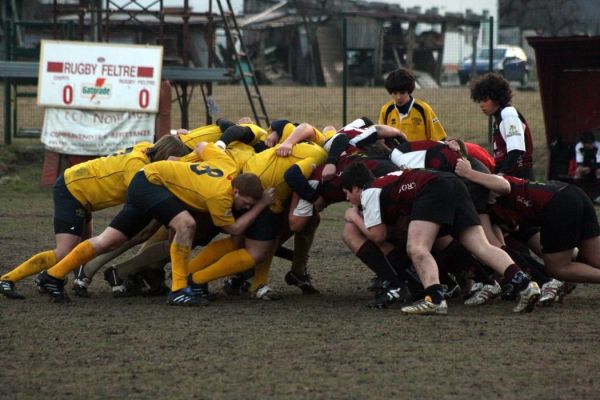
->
[458,45,530,86]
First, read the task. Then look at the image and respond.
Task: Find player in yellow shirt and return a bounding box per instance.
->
[0,135,190,299]
[35,142,273,305]
[378,68,447,142]
[186,140,327,299]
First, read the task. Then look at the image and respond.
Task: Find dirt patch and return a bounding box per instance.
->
[1,168,599,399]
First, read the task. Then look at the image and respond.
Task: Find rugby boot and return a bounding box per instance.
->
[166,286,207,307]
[513,281,541,313]
[0,280,25,299]
[72,266,91,298]
[35,271,69,302]
[252,284,283,300]
[188,277,215,303]
[103,266,129,297]
[368,281,409,309]
[538,279,563,306]
[401,295,448,315]
[284,270,319,294]
[222,276,250,296]
[464,281,502,306]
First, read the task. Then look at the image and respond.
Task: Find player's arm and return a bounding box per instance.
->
[344,205,387,243]
[276,123,318,156]
[497,107,526,174]
[455,158,511,194]
[284,165,320,203]
[216,125,255,149]
[349,125,407,148]
[219,188,275,236]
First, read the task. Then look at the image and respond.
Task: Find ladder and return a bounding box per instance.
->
[215,0,270,127]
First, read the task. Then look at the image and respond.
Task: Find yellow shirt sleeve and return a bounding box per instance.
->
[205,194,235,226]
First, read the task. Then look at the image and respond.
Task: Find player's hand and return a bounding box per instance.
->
[454,158,472,177]
[344,206,362,223]
[265,132,279,147]
[260,187,276,206]
[314,196,326,212]
[276,142,293,157]
[321,164,337,181]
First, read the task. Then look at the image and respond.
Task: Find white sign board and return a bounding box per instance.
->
[41,108,156,155]
[38,40,163,113]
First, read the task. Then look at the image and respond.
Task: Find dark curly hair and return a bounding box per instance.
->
[385,68,416,94]
[469,72,512,107]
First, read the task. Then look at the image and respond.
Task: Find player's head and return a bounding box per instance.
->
[147,135,191,162]
[232,173,264,210]
[340,163,375,205]
[384,68,416,95]
[581,131,596,145]
[470,72,512,107]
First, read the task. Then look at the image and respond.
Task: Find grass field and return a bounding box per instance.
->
[2,86,599,399]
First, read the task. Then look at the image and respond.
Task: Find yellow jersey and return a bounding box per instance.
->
[143,143,238,227]
[278,121,330,147]
[243,142,327,213]
[64,142,152,211]
[378,97,447,142]
[178,124,222,150]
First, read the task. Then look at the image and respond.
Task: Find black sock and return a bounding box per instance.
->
[425,284,445,304]
[443,240,494,284]
[275,246,294,261]
[356,241,401,286]
[502,246,548,285]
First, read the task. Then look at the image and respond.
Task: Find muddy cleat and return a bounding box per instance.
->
[253,284,283,301]
[222,276,250,296]
[189,280,216,302]
[103,266,129,297]
[166,286,208,307]
[35,271,69,302]
[367,276,384,293]
[0,280,25,299]
[284,270,319,294]
[401,296,448,315]
[72,266,91,298]
[513,281,540,313]
[538,279,563,306]
[464,281,501,306]
[368,282,409,309]
[557,282,577,303]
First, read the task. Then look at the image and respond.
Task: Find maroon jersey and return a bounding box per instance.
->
[490,176,566,227]
[492,105,534,176]
[361,169,438,228]
[390,140,461,172]
[311,154,398,206]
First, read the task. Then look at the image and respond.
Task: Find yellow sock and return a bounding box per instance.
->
[1,250,57,283]
[249,256,274,292]
[191,249,255,284]
[47,241,95,279]
[188,237,236,274]
[170,242,192,292]
[291,217,319,275]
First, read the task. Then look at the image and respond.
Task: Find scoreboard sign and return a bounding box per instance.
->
[38,40,163,113]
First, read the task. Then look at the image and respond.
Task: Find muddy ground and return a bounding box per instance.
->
[1,153,599,399]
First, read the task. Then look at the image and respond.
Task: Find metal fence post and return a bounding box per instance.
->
[488,16,494,147]
[342,17,347,127]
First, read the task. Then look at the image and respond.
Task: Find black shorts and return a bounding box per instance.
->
[192,212,221,246]
[243,207,284,241]
[53,173,91,236]
[411,176,480,235]
[540,185,600,253]
[109,172,188,239]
